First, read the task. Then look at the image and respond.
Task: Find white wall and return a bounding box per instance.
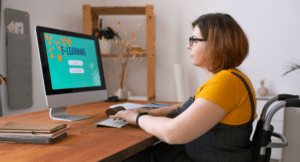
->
[1,0,300,161]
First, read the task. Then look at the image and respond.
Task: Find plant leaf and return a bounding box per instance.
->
[283,63,300,76]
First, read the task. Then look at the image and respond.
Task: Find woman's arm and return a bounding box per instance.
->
[131,103,184,117]
[138,98,226,144]
[110,98,225,145]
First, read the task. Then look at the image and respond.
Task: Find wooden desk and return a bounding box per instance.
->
[0,101,159,162]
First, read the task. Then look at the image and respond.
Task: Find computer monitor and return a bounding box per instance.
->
[36,26,107,121]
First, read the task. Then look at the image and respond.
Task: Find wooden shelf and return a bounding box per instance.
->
[90,6,146,15]
[256,95,275,101]
[83,4,155,101]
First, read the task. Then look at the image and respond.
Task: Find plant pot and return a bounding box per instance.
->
[99,40,112,54]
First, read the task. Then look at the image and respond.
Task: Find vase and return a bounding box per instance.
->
[115,88,127,100]
[99,40,112,54]
[258,86,268,97]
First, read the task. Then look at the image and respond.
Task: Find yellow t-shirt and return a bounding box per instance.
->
[195,68,257,125]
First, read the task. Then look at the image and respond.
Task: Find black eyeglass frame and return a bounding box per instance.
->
[189,37,207,46]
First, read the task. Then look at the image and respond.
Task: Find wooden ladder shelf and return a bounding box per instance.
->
[82,4,155,101]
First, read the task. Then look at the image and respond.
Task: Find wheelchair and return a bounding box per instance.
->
[252,94,299,162]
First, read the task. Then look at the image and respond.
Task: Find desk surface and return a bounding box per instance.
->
[0,101,159,162]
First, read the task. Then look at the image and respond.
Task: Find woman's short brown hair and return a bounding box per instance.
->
[192,13,249,73]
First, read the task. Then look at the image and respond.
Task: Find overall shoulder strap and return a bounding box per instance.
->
[231,72,255,122]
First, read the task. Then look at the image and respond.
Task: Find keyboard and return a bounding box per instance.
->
[94,118,129,128]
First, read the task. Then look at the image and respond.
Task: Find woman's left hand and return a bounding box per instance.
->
[109,110,138,126]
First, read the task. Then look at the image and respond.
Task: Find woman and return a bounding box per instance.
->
[110,13,257,162]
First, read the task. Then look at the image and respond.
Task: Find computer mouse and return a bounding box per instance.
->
[105,106,126,116]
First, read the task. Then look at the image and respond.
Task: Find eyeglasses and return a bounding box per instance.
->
[189,37,207,46]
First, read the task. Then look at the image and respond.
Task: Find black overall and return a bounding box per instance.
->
[180,72,255,162]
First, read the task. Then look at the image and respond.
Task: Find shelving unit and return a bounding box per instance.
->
[82,4,155,101]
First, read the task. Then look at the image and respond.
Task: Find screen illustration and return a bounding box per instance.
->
[44,33,101,90]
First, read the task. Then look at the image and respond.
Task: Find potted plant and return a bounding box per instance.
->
[92,19,120,54]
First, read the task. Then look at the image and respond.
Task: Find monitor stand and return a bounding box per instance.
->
[49,106,91,121]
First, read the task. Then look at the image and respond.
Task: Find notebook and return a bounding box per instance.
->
[110,102,145,110]
[0,126,70,137]
[0,132,67,145]
[110,102,173,110]
[0,122,66,133]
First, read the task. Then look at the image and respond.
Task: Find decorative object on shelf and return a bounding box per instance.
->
[115,88,127,100]
[258,79,268,97]
[110,20,146,100]
[0,74,7,117]
[0,74,7,86]
[93,19,120,54]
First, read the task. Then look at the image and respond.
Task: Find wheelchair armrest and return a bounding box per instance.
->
[260,94,299,121]
[266,132,288,148]
[278,94,299,101]
[264,99,300,131]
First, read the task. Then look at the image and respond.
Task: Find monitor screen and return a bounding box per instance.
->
[45,32,102,91]
[36,26,107,121]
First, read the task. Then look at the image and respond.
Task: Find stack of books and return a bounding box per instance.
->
[0,122,70,145]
